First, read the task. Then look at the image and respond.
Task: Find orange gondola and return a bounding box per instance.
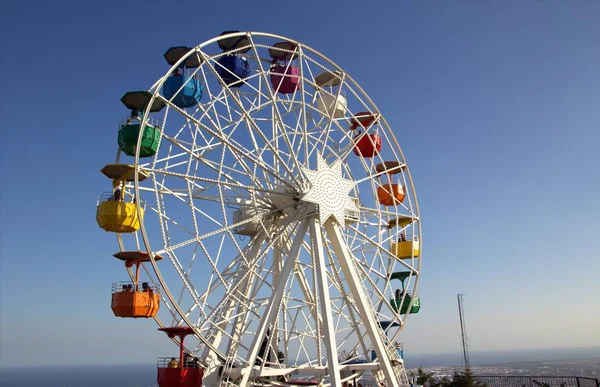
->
[377,183,405,206]
[111,252,163,318]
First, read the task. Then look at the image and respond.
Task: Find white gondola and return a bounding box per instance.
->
[315,70,347,118]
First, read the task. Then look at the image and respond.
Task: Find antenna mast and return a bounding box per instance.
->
[457,293,470,371]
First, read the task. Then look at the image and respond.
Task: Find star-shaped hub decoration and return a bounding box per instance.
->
[300,154,357,226]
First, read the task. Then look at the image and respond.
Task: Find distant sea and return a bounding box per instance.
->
[0,364,157,387]
[404,346,600,369]
[1,347,598,387]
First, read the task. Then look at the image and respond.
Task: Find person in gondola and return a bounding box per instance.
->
[183,353,194,368]
[141,282,153,294]
[168,357,179,368]
[399,231,407,242]
[395,289,403,300]
[126,283,133,292]
[113,188,122,202]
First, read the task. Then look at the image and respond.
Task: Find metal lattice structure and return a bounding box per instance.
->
[113,31,422,387]
[475,376,600,387]
[458,293,470,371]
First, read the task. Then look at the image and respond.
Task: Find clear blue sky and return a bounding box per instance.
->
[1,0,599,367]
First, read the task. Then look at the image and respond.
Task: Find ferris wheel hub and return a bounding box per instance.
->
[300,154,357,226]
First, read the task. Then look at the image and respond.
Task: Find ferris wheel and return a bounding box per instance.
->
[96,31,422,387]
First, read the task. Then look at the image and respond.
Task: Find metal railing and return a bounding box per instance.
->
[393,235,419,243]
[97,192,146,207]
[119,116,159,128]
[112,280,161,294]
[157,356,201,369]
[474,376,600,387]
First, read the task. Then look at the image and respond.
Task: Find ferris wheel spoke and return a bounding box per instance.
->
[209,132,295,192]
[146,166,291,199]
[202,254,269,334]
[144,202,197,241]
[289,106,312,167]
[303,129,353,168]
[157,94,297,191]
[320,138,354,165]
[194,101,274,193]
[298,318,320,362]
[200,156,264,184]
[240,116,280,193]
[237,219,309,385]
[184,123,212,240]
[198,49,303,189]
[159,247,216,330]
[400,173,417,222]
[305,119,347,165]
[193,77,242,125]
[199,235,266,364]
[178,237,255,325]
[149,147,207,171]
[295,49,310,164]
[343,231,391,264]
[172,242,202,317]
[200,215,305,363]
[236,89,264,112]
[232,104,300,190]
[273,229,322,339]
[297,51,344,167]
[178,112,254,189]
[154,203,288,256]
[226,267,279,363]
[159,131,270,195]
[191,242,265,355]
[357,189,413,215]
[149,179,224,231]
[292,265,320,331]
[140,186,270,209]
[244,106,311,191]
[247,38,308,181]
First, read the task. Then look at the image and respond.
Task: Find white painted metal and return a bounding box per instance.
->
[238,219,309,387]
[310,216,342,387]
[324,219,401,387]
[300,153,357,226]
[108,31,422,386]
[202,236,265,383]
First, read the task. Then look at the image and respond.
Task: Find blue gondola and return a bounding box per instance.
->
[162,72,203,108]
[216,55,250,88]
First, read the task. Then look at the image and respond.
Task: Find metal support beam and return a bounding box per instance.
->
[324,219,399,387]
[238,219,310,387]
[309,217,342,387]
[202,237,265,382]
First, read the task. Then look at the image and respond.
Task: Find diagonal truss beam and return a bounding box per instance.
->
[238,219,310,387]
[324,219,400,387]
[309,217,342,387]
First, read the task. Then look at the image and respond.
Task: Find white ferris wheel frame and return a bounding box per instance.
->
[112,31,422,387]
